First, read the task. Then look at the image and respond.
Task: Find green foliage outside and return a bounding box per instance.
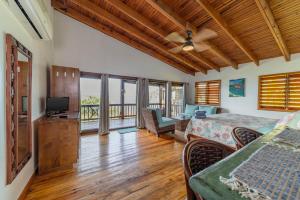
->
[81,96,100,105]
[81,96,100,121]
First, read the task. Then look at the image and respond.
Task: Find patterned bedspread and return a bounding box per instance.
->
[185,113,278,147]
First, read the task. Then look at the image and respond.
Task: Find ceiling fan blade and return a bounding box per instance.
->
[193,42,210,52]
[169,45,184,53]
[193,28,218,42]
[165,32,186,43]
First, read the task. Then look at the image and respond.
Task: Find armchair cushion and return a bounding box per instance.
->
[147,108,162,120]
[159,117,176,128]
[142,108,175,137]
[184,104,199,117]
[146,108,175,128]
[155,108,163,123]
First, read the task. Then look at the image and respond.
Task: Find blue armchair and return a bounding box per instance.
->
[142,108,176,137]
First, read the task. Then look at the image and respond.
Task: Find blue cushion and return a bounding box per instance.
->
[198,106,217,115]
[155,109,163,123]
[146,108,162,121]
[184,104,199,116]
[159,117,176,128]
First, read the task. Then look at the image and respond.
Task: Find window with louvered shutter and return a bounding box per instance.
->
[195,80,221,106]
[287,72,300,110]
[258,72,300,111]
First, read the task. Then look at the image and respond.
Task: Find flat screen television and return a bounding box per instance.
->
[46,97,69,114]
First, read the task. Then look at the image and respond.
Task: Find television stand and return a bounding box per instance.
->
[47,112,70,118]
[37,112,80,175]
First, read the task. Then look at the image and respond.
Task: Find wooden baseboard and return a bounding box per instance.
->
[17,172,35,200]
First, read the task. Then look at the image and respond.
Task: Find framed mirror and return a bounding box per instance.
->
[6,34,32,184]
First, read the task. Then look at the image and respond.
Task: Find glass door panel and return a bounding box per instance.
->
[109,78,137,129]
[109,78,122,129]
[149,83,166,116]
[80,77,101,131]
[171,85,184,117]
[123,81,137,127]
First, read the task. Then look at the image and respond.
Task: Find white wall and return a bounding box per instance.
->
[53,11,194,102]
[195,54,300,119]
[0,1,53,200]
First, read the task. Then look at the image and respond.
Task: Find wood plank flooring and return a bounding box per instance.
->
[25,130,186,200]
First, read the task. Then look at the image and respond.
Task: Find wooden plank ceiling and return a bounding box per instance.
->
[52,0,300,75]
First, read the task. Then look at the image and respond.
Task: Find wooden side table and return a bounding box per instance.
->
[173,117,191,131]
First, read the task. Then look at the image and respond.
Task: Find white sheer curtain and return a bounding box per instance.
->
[99,74,109,135]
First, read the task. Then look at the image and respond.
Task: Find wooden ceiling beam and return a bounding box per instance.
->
[145,0,238,69]
[69,0,207,74]
[51,0,195,75]
[254,0,290,61]
[195,0,259,66]
[105,0,219,72]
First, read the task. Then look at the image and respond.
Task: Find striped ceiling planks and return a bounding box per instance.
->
[52,0,300,75]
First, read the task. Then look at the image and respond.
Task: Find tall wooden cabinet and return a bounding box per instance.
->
[50,65,80,112]
[38,113,80,175]
[37,65,81,175]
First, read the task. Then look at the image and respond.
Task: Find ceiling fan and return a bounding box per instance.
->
[165,23,218,53]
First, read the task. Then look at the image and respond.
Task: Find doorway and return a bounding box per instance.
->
[80,77,101,132]
[109,77,137,130]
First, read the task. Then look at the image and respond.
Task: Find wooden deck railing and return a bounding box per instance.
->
[80,103,183,121]
[81,104,100,121]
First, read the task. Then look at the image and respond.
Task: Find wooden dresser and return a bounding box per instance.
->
[38,112,80,175]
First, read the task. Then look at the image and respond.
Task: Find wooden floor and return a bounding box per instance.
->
[25,130,186,200]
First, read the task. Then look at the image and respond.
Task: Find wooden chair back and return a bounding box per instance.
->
[142,108,159,132]
[232,127,263,149]
[183,138,235,200]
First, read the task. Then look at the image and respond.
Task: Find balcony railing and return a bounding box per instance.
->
[109,103,137,119]
[80,103,183,121]
[171,104,184,117]
[81,104,100,121]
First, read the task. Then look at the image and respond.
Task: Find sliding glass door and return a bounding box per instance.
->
[171,84,184,117]
[148,82,166,116]
[124,81,137,126]
[80,77,101,131]
[80,73,185,132]
[109,78,137,129]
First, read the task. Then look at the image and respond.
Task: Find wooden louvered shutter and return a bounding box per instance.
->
[207,80,221,105]
[195,82,207,104]
[287,72,300,110]
[258,72,300,111]
[195,80,221,106]
[258,74,287,111]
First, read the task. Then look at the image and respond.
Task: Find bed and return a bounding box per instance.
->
[185,113,278,148]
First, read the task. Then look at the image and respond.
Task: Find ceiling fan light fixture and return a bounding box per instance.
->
[182,44,194,51]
